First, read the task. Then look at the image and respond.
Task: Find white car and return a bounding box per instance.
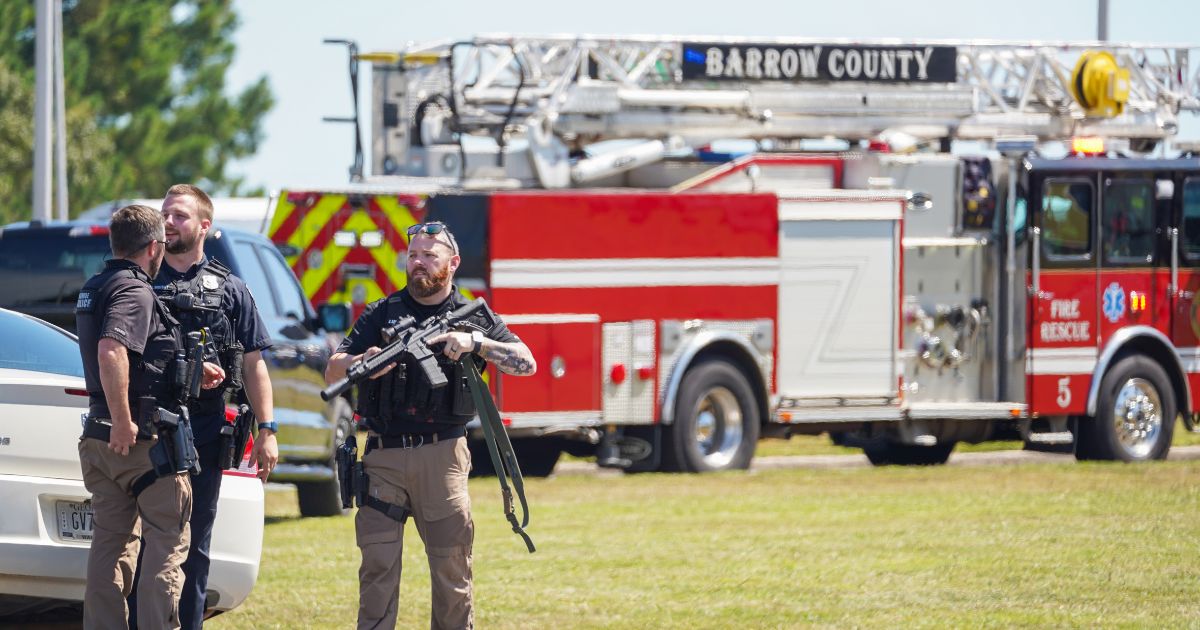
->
[0,308,264,621]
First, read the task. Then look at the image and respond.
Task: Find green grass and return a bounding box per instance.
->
[211,456,1200,629]
[756,418,1200,458]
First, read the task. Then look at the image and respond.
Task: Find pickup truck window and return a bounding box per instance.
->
[259,244,308,319]
[231,240,278,318]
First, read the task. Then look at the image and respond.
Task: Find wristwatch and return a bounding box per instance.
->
[257,421,279,434]
[471,330,485,353]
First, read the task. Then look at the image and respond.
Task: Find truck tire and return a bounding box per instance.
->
[863,440,955,466]
[297,405,354,518]
[662,360,759,472]
[1076,355,1174,462]
[512,438,561,478]
[296,479,343,517]
[467,438,495,477]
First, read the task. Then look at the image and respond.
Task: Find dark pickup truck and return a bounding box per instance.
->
[0,221,352,516]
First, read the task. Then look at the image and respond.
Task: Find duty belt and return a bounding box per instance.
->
[81,416,153,443]
[366,426,466,451]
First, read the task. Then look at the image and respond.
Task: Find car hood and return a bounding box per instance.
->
[0,369,88,480]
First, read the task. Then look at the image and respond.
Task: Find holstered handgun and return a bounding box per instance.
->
[153,406,201,476]
[336,435,364,509]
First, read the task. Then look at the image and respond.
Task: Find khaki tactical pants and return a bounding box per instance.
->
[357,435,474,630]
[79,438,192,630]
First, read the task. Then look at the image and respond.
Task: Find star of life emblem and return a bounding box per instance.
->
[1102,282,1126,323]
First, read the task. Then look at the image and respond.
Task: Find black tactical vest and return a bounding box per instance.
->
[154,258,238,406]
[76,261,181,417]
[355,293,483,434]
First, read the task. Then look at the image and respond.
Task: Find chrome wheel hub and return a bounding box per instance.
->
[693,386,744,468]
[1112,377,1163,459]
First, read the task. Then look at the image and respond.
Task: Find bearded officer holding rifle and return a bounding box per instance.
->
[325,221,536,630]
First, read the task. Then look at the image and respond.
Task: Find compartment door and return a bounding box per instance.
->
[496,315,601,429]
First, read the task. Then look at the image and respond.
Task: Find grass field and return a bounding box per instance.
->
[210,437,1200,628]
[755,419,1200,457]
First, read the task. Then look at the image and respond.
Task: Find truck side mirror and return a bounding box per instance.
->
[318,303,351,332]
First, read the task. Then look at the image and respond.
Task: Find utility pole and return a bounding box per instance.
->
[1098,0,1109,41]
[54,0,68,221]
[33,0,53,223]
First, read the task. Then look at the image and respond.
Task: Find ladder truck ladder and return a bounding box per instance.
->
[348,35,1200,187]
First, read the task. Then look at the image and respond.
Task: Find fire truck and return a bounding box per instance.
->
[270,36,1200,473]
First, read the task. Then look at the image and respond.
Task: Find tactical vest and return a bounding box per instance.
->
[355,294,481,434]
[76,263,181,416]
[154,258,240,407]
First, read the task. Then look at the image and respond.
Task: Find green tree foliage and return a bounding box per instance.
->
[0,0,273,223]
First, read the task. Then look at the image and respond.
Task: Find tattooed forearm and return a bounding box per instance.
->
[482,342,537,376]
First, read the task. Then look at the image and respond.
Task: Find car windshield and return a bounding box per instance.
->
[0,309,84,377]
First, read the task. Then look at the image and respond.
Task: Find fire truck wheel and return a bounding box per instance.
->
[1077,355,1175,462]
[511,438,562,477]
[664,360,760,473]
[862,440,955,466]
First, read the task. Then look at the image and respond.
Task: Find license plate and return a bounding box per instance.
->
[56,500,94,541]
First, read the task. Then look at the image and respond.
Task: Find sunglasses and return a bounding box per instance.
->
[143,237,168,251]
[406,222,459,255]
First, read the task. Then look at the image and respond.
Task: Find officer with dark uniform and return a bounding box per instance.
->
[76,205,223,629]
[326,222,537,630]
[132,184,276,630]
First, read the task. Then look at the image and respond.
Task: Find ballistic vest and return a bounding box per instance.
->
[355,292,483,434]
[76,260,181,418]
[154,258,239,410]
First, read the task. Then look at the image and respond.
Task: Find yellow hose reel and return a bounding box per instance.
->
[1070,50,1130,118]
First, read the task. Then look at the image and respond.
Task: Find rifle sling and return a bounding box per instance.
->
[464,362,535,553]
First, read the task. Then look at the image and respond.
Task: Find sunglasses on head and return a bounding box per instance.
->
[406,222,459,254]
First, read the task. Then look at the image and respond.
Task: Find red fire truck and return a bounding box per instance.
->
[271,36,1200,473]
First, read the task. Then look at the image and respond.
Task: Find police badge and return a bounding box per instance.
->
[201,274,220,291]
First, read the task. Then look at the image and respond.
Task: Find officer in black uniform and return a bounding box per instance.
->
[76,204,222,629]
[129,184,276,630]
[326,222,537,630]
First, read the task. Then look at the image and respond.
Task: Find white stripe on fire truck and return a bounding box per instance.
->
[1176,347,1200,373]
[490,257,780,289]
[1027,347,1098,375]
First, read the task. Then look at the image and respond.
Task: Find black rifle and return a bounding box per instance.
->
[150,330,204,476]
[320,298,487,401]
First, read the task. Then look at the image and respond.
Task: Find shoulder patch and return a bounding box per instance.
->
[75,289,95,313]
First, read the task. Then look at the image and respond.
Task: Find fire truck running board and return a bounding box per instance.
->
[905,401,1027,421]
[1026,431,1074,445]
[775,401,1027,424]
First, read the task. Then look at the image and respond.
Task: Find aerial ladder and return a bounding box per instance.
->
[322,35,1200,188]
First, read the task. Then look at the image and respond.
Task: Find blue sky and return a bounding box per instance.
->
[225,0,1200,192]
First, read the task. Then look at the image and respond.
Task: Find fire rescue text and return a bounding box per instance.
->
[1040,299,1090,343]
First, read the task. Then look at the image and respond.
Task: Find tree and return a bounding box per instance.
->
[0,0,273,224]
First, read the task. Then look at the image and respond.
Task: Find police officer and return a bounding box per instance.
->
[137,184,277,629]
[326,222,537,630]
[77,205,223,629]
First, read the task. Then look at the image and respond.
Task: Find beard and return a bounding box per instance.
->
[407,265,451,298]
[166,230,200,255]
